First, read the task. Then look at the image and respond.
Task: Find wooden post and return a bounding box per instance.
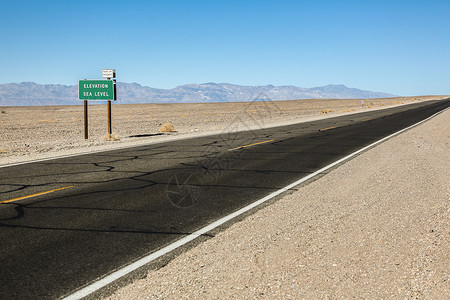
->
[108,100,112,135]
[107,77,112,136]
[84,100,88,139]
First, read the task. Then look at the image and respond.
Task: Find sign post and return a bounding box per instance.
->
[78,71,116,139]
[102,69,116,136]
[108,100,112,135]
[84,100,88,139]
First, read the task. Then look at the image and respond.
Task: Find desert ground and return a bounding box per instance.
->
[0,96,447,166]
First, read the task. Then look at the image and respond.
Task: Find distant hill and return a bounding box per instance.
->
[0,82,396,106]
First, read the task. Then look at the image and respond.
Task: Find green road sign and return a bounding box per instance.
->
[79,80,115,101]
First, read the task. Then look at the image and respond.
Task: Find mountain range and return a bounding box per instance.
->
[0,82,396,106]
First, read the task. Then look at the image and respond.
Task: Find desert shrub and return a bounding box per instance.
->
[319,109,332,114]
[159,123,175,133]
[103,133,120,141]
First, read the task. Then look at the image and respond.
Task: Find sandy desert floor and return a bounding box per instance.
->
[0,96,447,166]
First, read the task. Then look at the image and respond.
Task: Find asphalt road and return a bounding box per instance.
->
[1,99,449,299]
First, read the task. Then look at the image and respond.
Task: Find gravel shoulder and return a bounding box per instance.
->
[105,107,449,299]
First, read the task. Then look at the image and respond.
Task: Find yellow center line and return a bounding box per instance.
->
[362,118,371,122]
[0,186,75,204]
[228,139,274,151]
[319,126,337,131]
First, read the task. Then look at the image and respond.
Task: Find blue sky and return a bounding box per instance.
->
[1,0,449,96]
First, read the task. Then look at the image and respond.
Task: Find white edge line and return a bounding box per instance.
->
[62,106,448,300]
